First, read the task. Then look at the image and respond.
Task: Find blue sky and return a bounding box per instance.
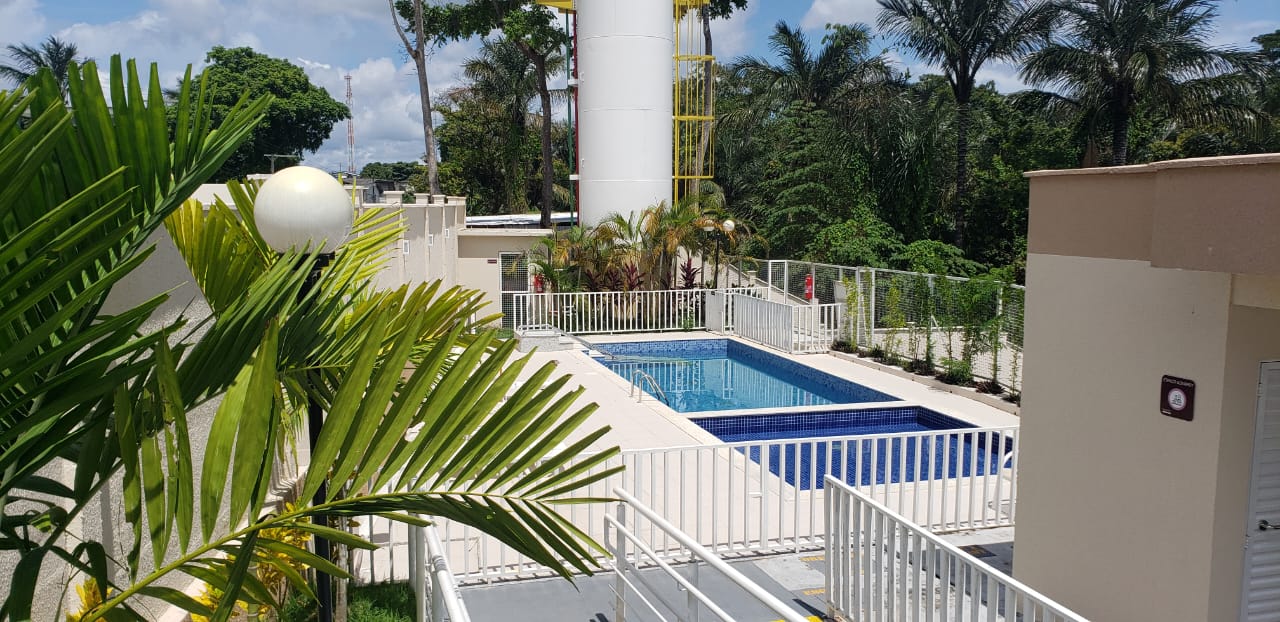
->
[2,0,1276,171]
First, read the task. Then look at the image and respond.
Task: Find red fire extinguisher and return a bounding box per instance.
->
[804,274,814,300]
[534,273,546,293]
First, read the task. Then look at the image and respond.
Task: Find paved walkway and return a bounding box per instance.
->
[459,528,1017,622]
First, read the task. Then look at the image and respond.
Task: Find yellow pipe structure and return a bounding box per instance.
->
[673,0,715,205]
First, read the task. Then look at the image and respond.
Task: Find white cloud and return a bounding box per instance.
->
[974,60,1029,94]
[709,3,758,60]
[302,37,483,172]
[23,0,489,173]
[801,0,882,31]
[0,0,48,52]
[1211,18,1280,49]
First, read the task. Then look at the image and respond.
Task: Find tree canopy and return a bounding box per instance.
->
[359,161,423,181]
[189,46,350,182]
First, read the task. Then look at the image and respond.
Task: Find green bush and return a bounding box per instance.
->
[937,357,973,386]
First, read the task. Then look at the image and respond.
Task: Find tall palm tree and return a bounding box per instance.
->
[1019,0,1268,166]
[463,37,542,214]
[877,0,1055,245]
[463,34,564,223]
[729,21,892,115]
[0,36,89,98]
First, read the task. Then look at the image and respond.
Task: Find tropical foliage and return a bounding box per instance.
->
[1,58,618,620]
[533,196,739,293]
[0,36,90,98]
[878,0,1056,245]
[1018,0,1269,165]
[435,5,1275,283]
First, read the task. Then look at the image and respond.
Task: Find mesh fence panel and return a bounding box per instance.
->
[845,268,1023,395]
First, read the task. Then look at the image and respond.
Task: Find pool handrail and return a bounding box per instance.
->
[629,369,670,405]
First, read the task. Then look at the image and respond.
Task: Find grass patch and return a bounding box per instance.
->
[280,583,416,622]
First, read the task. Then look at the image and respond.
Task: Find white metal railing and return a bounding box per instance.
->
[353,426,1018,584]
[825,476,1085,622]
[607,488,810,622]
[408,522,472,622]
[730,293,842,354]
[510,288,766,335]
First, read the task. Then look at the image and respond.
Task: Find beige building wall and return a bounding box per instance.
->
[1017,253,1231,622]
[457,229,550,322]
[1019,154,1280,622]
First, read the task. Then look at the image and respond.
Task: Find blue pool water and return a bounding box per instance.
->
[693,407,1006,490]
[595,339,898,413]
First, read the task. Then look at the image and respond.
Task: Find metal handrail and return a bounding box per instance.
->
[611,488,810,622]
[629,369,669,404]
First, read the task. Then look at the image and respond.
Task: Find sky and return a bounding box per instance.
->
[2,0,1276,172]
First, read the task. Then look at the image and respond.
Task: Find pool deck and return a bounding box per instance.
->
[521,331,1019,452]
[352,332,1020,587]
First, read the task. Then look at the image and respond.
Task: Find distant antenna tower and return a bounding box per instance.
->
[345,73,355,176]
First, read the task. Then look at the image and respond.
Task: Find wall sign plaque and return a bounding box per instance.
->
[1160,375,1195,421]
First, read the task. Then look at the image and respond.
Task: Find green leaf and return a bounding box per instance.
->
[209,533,260,622]
[229,323,280,529]
[136,586,214,619]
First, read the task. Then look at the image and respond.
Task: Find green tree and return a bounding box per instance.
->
[1019,0,1268,165]
[389,0,443,195]
[434,85,541,214]
[729,21,891,115]
[188,46,349,181]
[2,59,617,620]
[0,36,89,98]
[756,104,879,259]
[877,0,1055,245]
[359,161,424,181]
[416,0,568,228]
[460,36,558,214]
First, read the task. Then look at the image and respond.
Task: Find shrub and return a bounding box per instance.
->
[937,357,973,386]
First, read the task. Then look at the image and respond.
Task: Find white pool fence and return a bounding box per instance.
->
[352,426,1019,585]
[607,488,810,622]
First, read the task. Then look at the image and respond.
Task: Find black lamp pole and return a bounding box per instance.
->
[713,234,722,289]
[300,253,334,622]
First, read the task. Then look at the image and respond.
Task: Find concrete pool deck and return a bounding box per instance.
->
[351,332,1021,585]
[520,331,1019,452]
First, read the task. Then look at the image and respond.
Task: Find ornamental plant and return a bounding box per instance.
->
[1,58,619,622]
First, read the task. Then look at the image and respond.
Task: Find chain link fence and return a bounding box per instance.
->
[764,261,1024,397]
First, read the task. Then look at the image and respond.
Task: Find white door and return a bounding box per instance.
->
[1244,362,1280,621]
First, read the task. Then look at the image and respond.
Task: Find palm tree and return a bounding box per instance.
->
[877,0,1055,245]
[1019,0,1269,166]
[0,35,90,98]
[2,58,618,620]
[462,37,545,214]
[729,21,892,115]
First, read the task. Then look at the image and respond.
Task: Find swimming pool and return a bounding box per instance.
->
[692,406,1005,490]
[594,339,898,413]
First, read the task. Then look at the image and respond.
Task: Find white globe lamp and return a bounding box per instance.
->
[254,166,353,254]
[251,165,351,622]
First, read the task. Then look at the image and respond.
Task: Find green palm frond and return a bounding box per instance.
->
[1,55,270,617]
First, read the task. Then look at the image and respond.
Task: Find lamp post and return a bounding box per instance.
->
[254,166,354,622]
[713,219,734,289]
